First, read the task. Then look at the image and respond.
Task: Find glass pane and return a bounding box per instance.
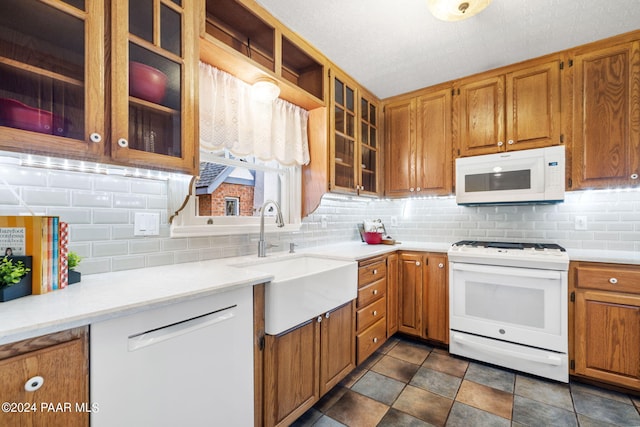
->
[370,128,377,149]
[171,0,182,6]
[346,86,354,111]
[346,112,354,137]
[0,0,85,138]
[130,0,154,43]
[129,44,182,157]
[334,106,344,133]
[196,155,285,218]
[62,0,85,11]
[362,147,376,173]
[361,122,368,145]
[161,4,182,56]
[335,79,344,106]
[361,98,367,120]
[335,164,354,189]
[465,170,532,192]
[334,135,353,167]
[370,105,376,125]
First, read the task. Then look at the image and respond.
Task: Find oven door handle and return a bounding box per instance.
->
[452,334,563,366]
[451,262,562,279]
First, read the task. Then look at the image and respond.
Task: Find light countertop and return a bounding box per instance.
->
[0,240,637,346]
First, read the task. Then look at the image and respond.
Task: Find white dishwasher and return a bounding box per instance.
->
[90,286,254,427]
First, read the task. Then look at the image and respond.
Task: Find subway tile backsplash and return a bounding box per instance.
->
[0,161,638,276]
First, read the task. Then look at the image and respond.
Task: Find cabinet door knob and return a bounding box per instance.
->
[372,269,377,275]
[373,289,378,295]
[373,310,378,316]
[24,376,44,392]
[609,277,618,284]
[325,312,330,319]
[117,138,128,148]
[416,187,421,191]
[438,263,444,268]
[373,337,378,343]
[317,316,322,323]
[497,141,504,146]
[409,187,414,192]
[89,133,102,143]
[416,261,421,266]
[507,139,514,145]
[631,173,639,180]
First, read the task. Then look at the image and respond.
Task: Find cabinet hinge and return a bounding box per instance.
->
[560,61,564,70]
[569,59,574,67]
[425,327,428,336]
[570,360,575,370]
[570,291,575,302]
[568,178,573,189]
[560,134,564,143]
[451,89,455,96]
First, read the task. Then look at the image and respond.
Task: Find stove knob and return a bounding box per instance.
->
[609,277,618,284]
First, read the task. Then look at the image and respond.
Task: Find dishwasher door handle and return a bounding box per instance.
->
[128,305,236,352]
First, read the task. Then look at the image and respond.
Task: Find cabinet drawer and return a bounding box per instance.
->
[575,264,640,295]
[359,260,387,287]
[356,317,387,365]
[357,297,387,332]
[357,278,386,308]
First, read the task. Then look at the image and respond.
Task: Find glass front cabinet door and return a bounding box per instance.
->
[0,0,105,157]
[111,0,197,173]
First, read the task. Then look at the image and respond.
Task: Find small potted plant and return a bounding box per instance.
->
[68,251,82,285]
[0,255,32,302]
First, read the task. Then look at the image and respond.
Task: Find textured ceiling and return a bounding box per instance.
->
[255,0,640,99]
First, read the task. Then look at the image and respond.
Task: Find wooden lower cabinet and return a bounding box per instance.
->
[0,328,89,427]
[398,252,448,344]
[356,255,388,364]
[571,262,640,391]
[263,302,355,427]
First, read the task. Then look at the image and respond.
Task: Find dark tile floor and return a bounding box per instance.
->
[292,336,640,427]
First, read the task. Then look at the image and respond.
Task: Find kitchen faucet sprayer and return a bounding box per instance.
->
[258,200,284,257]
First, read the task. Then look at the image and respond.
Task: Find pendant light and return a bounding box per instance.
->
[427,0,492,21]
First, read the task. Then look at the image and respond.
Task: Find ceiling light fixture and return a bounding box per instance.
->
[251,77,280,103]
[427,0,492,21]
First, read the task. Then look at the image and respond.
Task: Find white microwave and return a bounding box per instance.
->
[455,146,565,205]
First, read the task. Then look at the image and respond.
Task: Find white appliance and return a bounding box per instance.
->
[455,146,565,205]
[448,241,569,382]
[91,286,254,427]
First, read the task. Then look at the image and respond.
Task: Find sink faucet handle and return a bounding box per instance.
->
[289,242,298,253]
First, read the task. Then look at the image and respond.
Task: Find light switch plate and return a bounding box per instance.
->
[134,212,160,236]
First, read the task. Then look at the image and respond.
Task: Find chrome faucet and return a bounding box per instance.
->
[258,199,285,257]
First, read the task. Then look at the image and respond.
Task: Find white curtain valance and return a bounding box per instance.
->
[199,62,310,166]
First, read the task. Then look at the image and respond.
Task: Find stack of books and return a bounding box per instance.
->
[0,216,70,294]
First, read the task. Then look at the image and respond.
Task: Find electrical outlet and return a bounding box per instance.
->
[134,212,160,236]
[575,216,587,230]
[320,215,328,228]
[390,216,398,226]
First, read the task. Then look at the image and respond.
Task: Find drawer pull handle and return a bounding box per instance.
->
[373,289,378,295]
[373,310,378,316]
[373,337,378,343]
[373,269,378,275]
[25,376,44,392]
[609,277,618,284]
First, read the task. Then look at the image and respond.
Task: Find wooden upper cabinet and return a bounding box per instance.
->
[571,40,640,189]
[201,0,326,110]
[384,86,452,197]
[0,0,105,158]
[111,0,198,173]
[415,89,452,195]
[455,57,562,157]
[384,98,414,197]
[330,70,381,196]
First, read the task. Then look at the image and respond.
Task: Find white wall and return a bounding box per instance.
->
[0,161,637,275]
